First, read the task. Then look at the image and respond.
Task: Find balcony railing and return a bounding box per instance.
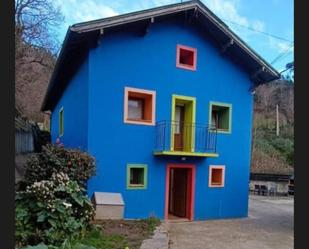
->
[154,120,217,156]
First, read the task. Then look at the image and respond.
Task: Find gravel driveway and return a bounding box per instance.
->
[167,195,294,249]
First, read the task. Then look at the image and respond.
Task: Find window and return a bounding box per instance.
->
[209,102,232,133]
[59,107,64,136]
[176,44,197,71]
[209,165,225,187]
[127,164,147,189]
[124,87,156,125]
[128,97,144,120]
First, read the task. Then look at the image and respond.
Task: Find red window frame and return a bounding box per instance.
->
[176,44,197,71]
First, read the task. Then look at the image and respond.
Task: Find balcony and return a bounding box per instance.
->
[154,121,219,157]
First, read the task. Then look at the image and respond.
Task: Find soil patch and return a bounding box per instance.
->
[92,218,160,249]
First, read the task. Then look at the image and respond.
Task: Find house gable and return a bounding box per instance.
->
[42,0,279,112]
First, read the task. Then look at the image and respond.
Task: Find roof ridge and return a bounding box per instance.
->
[42,0,280,111]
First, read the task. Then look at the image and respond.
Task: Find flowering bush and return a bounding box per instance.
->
[23,144,96,188]
[16,173,95,247]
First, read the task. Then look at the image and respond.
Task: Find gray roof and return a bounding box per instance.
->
[42,0,280,111]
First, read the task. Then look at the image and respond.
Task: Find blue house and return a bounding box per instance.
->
[42,0,279,221]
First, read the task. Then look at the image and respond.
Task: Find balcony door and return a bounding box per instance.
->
[171,95,196,152]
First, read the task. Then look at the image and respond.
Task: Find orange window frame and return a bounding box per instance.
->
[124,87,156,126]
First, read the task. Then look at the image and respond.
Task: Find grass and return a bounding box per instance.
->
[69,229,127,249]
[21,217,161,249]
[61,217,161,249]
[144,216,161,233]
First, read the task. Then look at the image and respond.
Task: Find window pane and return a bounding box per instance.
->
[130,168,144,185]
[179,48,194,66]
[175,106,181,134]
[211,111,218,128]
[211,105,230,130]
[128,98,144,120]
[211,168,222,185]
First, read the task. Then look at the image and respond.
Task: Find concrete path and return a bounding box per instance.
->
[140,222,169,249]
[167,195,294,249]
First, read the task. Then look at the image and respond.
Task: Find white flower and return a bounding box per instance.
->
[62,202,72,208]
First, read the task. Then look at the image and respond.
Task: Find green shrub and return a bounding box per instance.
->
[144,216,160,234]
[23,144,95,188]
[16,172,95,247]
[253,118,294,168]
[269,137,294,165]
[23,244,49,249]
[21,228,127,249]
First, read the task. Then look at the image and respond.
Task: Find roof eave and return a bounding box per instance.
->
[41,28,73,111]
[69,0,279,79]
[42,0,280,111]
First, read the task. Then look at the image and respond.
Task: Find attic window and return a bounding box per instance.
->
[209,165,225,187]
[176,44,197,71]
[124,87,156,126]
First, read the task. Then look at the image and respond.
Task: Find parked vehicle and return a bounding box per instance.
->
[288,176,294,195]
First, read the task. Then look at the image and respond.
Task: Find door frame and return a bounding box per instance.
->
[170,95,196,152]
[165,163,196,220]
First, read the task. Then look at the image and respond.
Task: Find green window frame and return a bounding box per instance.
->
[209,101,232,134]
[127,164,147,190]
[59,107,64,136]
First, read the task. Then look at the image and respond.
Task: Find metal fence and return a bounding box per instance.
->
[154,120,217,153]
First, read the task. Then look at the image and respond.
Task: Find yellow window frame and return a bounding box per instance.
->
[170,95,196,152]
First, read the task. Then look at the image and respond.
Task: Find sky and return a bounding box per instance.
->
[54,0,294,74]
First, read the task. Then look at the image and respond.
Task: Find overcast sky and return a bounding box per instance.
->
[55,0,294,73]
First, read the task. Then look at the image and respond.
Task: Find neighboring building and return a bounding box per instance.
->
[42,0,279,220]
[250,164,294,195]
[250,173,292,195]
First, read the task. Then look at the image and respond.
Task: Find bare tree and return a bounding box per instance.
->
[15,0,64,53]
[15,0,64,123]
[254,80,294,124]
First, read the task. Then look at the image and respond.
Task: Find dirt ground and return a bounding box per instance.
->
[167,195,294,249]
[93,218,160,249]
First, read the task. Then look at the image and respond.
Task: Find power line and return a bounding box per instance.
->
[222,17,294,66]
[273,50,293,65]
[279,64,293,74]
[221,18,293,43]
[270,42,294,65]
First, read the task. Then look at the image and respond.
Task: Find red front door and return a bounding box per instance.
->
[170,168,188,217]
[165,164,195,220]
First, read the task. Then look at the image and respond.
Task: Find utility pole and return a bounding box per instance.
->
[276,104,280,136]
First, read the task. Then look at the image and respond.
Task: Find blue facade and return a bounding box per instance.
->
[51,56,89,151]
[51,17,253,220]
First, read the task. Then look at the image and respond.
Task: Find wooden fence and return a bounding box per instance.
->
[15,115,34,154]
[15,131,34,154]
